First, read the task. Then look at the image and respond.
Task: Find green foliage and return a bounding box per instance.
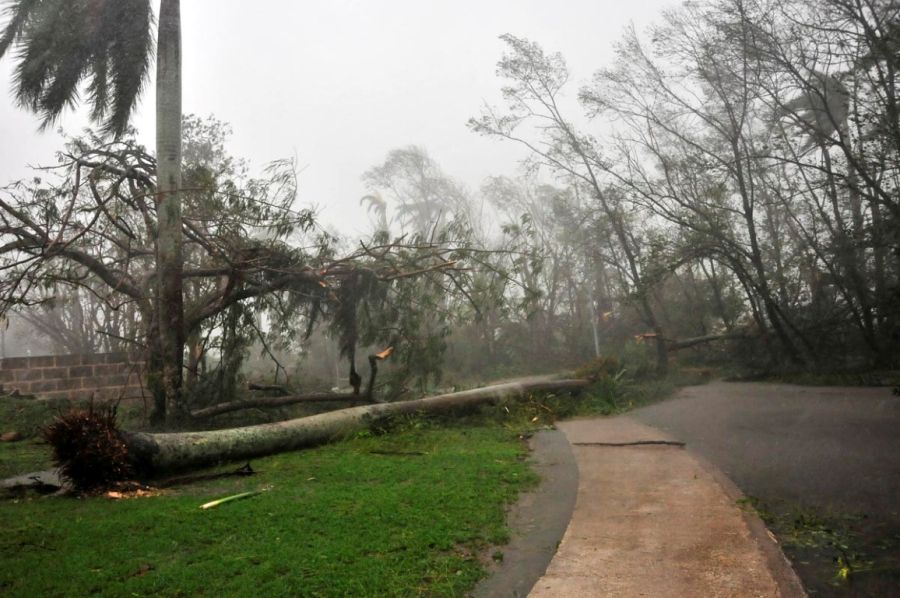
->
[573,356,622,381]
[738,497,900,590]
[0,425,535,597]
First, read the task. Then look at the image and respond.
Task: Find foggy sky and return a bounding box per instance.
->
[0,0,675,234]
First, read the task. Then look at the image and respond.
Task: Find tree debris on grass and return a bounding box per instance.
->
[199,487,270,510]
[42,403,132,492]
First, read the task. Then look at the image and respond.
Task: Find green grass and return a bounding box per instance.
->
[0,395,61,477]
[0,439,53,478]
[1,424,536,597]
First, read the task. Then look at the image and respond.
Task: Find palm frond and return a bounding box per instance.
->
[0,0,40,58]
[1,0,152,137]
[86,52,109,122]
[103,0,153,137]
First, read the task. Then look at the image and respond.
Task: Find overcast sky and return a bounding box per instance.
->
[0,0,675,234]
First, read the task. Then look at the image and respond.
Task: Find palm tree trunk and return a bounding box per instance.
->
[155,0,185,424]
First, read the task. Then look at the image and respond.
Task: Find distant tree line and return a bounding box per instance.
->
[0,0,895,428]
[464,0,898,373]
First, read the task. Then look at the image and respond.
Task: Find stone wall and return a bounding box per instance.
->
[0,352,146,401]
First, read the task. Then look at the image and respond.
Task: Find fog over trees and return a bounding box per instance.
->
[0,0,896,422]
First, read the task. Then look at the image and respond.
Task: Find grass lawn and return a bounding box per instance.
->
[1,423,536,597]
[0,369,705,597]
[0,439,52,478]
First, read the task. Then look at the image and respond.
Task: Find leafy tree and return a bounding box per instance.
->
[570,0,897,369]
[363,146,475,237]
[470,35,672,374]
[1,121,467,415]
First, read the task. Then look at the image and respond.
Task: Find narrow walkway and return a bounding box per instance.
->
[529,417,806,597]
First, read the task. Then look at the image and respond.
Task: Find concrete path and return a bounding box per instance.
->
[529,417,805,597]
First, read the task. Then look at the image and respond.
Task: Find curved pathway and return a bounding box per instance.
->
[529,416,805,597]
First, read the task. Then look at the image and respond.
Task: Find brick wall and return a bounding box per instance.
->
[0,352,146,401]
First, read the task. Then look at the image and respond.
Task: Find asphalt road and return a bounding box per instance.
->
[632,381,900,518]
[631,381,900,597]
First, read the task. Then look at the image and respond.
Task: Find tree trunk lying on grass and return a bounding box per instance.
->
[190,392,371,419]
[125,378,589,474]
[191,351,389,419]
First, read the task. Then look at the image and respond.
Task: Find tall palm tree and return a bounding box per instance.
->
[0,0,185,424]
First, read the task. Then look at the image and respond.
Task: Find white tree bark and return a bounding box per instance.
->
[124,379,589,473]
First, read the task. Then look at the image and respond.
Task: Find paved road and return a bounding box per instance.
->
[631,381,900,519]
[632,381,900,597]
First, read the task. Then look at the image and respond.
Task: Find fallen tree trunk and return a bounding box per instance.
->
[190,392,369,419]
[124,378,589,474]
[667,333,747,351]
[191,351,391,419]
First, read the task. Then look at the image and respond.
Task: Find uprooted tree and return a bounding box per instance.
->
[43,377,589,490]
[0,119,463,424]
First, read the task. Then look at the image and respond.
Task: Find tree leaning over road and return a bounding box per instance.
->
[0,0,186,423]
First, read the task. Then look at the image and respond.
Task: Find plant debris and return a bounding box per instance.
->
[199,486,271,510]
[42,403,131,492]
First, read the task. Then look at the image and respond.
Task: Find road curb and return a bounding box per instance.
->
[688,448,808,597]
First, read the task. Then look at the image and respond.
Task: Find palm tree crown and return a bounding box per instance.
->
[0,0,153,137]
